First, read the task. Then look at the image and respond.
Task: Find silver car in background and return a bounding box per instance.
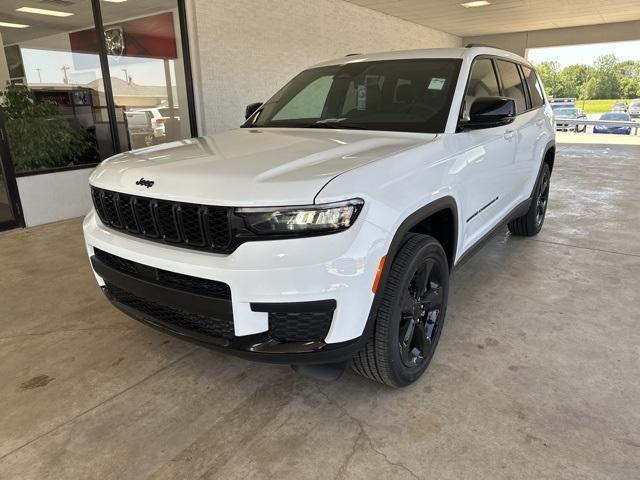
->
[554,107,587,132]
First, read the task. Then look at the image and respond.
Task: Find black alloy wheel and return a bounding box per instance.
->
[536,169,550,228]
[508,162,551,236]
[352,233,449,387]
[398,259,444,369]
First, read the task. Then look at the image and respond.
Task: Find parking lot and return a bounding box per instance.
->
[1,142,638,479]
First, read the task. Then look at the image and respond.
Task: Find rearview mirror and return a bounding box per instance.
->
[460,97,516,130]
[245,102,263,120]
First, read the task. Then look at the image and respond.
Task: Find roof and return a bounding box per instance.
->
[312,47,531,69]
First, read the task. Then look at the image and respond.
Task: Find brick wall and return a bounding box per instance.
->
[188,0,461,134]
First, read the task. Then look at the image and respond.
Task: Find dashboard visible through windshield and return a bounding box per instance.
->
[244,59,462,134]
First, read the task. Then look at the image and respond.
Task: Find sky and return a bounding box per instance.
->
[528,40,640,67]
[21,48,172,86]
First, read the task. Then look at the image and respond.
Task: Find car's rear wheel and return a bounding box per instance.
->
[351,234,449,387]
[508,162,551,236]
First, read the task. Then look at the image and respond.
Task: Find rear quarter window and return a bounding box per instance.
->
[521,66,545,108]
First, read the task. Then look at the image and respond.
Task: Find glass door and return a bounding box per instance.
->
[0,117,23,231]
[98,0,195,149]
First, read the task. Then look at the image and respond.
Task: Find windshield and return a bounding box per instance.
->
[555,108,579,118]
[601,113,629,121]
[246,59,462,134]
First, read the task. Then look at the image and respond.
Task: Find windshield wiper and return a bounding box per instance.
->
[304,121,367,130]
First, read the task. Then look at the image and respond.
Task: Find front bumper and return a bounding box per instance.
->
[83,209,388,363]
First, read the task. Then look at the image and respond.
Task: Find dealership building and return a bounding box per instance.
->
[1,1,640,478]
[1,0,639,230]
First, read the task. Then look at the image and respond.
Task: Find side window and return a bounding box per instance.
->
[495,60,527,113]
[521,66,545,108]
[272,75,333,120]
[463,58,500,117]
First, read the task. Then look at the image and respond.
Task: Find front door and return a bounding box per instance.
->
[457,57,518,253]
[0,116,23,231]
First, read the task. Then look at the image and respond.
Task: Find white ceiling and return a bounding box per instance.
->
[344,0,640,37]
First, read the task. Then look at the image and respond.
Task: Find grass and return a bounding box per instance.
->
[576,99,627,114]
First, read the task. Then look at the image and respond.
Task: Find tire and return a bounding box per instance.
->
[351,233,449,387]
[508,162,551,236]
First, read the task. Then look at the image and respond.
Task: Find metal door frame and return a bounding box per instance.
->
[0,113,25,231]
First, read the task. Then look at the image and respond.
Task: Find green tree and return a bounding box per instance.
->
[535,61,562,98]
[619,77,640,99]
[592,54,621,98]
[558,64,591,98]
[579,77,598,108]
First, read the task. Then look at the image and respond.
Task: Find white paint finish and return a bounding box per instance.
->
[190,0,461,134]
[90,130,437,206]
[84,47,555,348]
[18,169,94,227]
[345,0,640,37]
[83,210,383,343]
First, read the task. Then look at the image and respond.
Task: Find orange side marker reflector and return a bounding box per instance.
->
[372,255,386,293]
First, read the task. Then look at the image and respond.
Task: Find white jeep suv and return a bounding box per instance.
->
[84,46,554,387]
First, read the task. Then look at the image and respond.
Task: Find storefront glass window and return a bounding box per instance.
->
[98,1,192,149]
[0,0,194,175]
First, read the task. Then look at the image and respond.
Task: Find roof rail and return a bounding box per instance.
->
[464,43,495,48]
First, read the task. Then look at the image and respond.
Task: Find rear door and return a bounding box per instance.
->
[514,64,549,198]
[494,59,537,206]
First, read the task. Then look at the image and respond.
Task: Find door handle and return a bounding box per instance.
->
[504,129,516,140]
[535,119,544,127]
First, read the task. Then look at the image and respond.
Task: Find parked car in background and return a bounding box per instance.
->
[125,111,157,148]
[612,102,627,112]
[135,107,178,137]
[593,112,632,135]
[628,99,640,118]
[554,107,587,132]
[550,97,576,112]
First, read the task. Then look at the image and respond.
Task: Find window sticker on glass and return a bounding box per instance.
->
[357,84,367,111]
[428,78,446,90]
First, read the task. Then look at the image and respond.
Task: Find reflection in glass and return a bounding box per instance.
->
[0,0,115,173]
[98,3,192,149]
[0,162,15,224]
[0,0,193,174]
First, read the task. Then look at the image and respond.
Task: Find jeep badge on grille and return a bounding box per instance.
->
[135,178,154,188]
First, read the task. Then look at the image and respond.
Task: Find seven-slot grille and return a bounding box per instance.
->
[91,187,232,252]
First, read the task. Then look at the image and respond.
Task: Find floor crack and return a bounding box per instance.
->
[315,386,421,480]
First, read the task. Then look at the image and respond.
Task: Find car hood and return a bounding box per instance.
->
[90,128,437,206]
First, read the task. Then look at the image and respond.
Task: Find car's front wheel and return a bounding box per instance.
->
[352,233,449,387]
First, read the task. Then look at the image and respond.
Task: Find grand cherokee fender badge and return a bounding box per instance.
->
[136,178,154,188]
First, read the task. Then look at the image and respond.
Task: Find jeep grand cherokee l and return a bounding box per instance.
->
[84,46,555,387]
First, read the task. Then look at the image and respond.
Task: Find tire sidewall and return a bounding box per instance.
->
[529,162,551,233]
[381,238,450,387]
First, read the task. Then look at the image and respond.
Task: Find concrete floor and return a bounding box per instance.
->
[1,144,639,479]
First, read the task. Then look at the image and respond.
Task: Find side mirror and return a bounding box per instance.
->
[245,102,263,120]
[460,97,516,130]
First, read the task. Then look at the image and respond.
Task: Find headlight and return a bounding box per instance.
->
[236,198,364,235]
